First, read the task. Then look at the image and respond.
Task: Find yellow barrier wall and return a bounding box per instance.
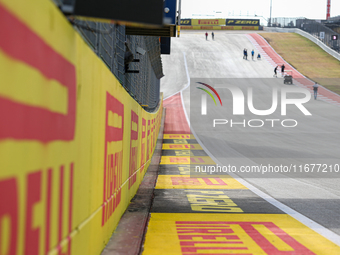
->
[191,19,226,26]
[180,26,259,30]
[0,0,163,255]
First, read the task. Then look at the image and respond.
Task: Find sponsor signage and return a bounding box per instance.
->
[0,0,163,253]
[180,26,259,31]
[180,19,192,25]
[192,19,225,26]
[226,19,260,26]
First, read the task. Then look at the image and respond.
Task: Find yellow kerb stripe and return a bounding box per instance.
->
[163,134,195,139]
[162,144,203,150]
[160,156,216,165]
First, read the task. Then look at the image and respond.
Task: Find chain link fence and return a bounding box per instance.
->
[270,17,340,53]
[70,19,163,111]
[124,35,163,110]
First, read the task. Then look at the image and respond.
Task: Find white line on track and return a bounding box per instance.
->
[163,52,191,101]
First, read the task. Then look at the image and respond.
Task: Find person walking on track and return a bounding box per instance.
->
[281,64,285,77]
[274,66,278,77]
[257,53,261,60]
[313,82,319,100]
[251,49,255,60]
[211,32,214,40]
[244,49,248,60]
[205,32,208,40]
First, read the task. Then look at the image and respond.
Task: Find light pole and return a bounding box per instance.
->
[269,0,272,27]
[177,0,182,37]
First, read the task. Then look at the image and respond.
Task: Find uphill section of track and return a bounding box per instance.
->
[177,31,340,237]
[248,33,340,106]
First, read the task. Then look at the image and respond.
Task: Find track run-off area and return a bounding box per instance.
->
[142,31,340,254]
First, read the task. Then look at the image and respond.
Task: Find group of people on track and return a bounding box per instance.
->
[273,64,285,77]
[205,32,214,40]
[274,64,319,100]
[204,33,320,100]
[243,48,261,60]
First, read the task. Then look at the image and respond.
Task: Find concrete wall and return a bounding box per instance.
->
[0,0,162,254]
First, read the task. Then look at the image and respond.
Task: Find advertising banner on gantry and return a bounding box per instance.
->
[191,19,226,26]
[180,19,192,25]
[226,19,260,26]
[180,26,259,30]
[0,0,162,255]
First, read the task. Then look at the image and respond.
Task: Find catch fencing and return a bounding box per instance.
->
[271,17,304,28]
[71,19,163,111]
[296,19,340,52]
[270,17,340,53]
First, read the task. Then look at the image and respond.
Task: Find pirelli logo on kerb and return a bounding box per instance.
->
[226,19,260,26]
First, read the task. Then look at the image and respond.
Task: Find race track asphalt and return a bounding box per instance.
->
[160,31,340,236]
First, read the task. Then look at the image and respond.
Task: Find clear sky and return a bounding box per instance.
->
[181,0,340,22]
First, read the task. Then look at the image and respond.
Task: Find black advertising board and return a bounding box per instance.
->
[180,19,192,25]
[226,19,260,26]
